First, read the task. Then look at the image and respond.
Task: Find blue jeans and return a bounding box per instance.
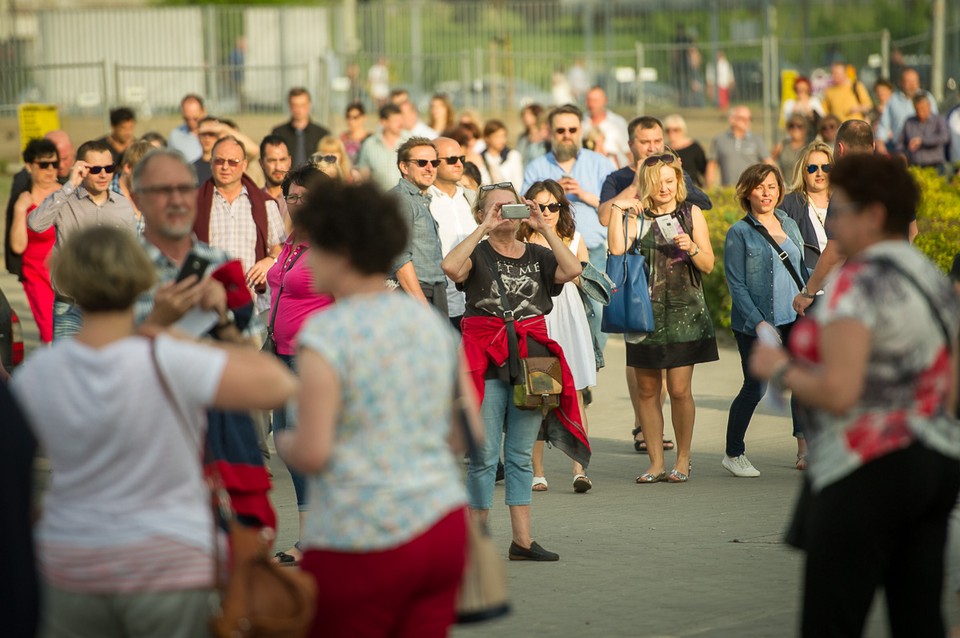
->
[586,244,608,353]
[466,379,542,508]
[273,353,307,511]
[725,324,804,457]
[53,300,83,340]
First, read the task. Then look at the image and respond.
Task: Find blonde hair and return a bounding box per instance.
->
[790,141,834,194]
[52,226,156,312]
[315,135,353,183]
[636,152,687,210]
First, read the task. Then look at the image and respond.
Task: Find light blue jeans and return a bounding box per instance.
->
[466,379,542,509]
[586,244,609,353]
[53,300,83,340]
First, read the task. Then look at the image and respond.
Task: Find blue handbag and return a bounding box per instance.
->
[601,211,655,334]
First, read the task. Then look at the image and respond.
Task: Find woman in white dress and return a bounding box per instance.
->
[522,179,596,492]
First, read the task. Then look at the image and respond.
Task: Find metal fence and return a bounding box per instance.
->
[1,0,957,141]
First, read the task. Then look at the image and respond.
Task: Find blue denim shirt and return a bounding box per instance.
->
[724,209,807,336]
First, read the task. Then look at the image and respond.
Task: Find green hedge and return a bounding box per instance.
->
[699,168,960,331]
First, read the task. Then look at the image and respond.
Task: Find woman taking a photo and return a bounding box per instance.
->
[442,182,588,562]
[780,141,833,272]
[267,165,334,567]
[522,179,596,493]
[751,155,960,637]
[609,152,717,484]
[278,181,472,637]
[723,164,808,476]
[11,225,297,637]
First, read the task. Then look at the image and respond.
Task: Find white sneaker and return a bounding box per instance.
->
[722,454,760,477]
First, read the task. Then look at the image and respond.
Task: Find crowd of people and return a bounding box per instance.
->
[3,61,960,637]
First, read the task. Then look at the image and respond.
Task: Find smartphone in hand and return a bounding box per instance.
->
[176,253,211,284]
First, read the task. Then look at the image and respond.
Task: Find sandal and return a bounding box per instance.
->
[532,476,549,492]
[796,454,807,471]
[272,541,303,567]
[573,474,593,493]
[633,427,675,453]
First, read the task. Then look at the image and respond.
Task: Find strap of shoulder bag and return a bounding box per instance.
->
[745,218,805,292]
[871,257,952,347]
[266,246,308,338]
[481,241,522,384]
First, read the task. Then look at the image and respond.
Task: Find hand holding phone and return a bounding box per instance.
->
[176,253,211,284]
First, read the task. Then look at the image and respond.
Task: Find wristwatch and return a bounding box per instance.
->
[800,286,817,299]
[689,244,701,257]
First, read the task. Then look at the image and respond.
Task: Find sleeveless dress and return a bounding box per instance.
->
[544,232,596,390]
[625,201,719,369]
[21,203,56,343]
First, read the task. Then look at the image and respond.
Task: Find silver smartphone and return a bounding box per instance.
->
[501,203,530,219]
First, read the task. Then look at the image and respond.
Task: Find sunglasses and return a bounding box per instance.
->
[643,153,676,167]
[35,160,60,170]
[213,158,243,167]
[478,182,516,193]
[285,194,307,204]
[538,202,561,213]
[405,159,441,168]
[88,164,115,174]
[311,154,338,164]
[441,155,466,165]
[555,127,579,135]
[806,163,832,174]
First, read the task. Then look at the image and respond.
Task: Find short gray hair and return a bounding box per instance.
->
[131,148,198,192]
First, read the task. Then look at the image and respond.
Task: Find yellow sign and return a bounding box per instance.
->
[18,104,60,152]
[779,70,799,129]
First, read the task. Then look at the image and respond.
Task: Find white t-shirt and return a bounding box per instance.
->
[12,335,227,560]
[428,184,479,317]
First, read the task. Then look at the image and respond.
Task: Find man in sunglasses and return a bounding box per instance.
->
[28,139,137,339]
[390,137,447,313]
[428,137,479,330]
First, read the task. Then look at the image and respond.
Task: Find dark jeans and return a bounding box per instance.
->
[272,353,307,511]
[725,323,803,458]
[801,443,960,637]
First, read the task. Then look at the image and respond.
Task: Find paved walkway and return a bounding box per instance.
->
[2,266,954,637]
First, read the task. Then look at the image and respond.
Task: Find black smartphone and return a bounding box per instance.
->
[176,253,211,284]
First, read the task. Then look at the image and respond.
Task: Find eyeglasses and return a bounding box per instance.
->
[213,157,243,167]
[311,154,338,164]
[285,194,307,204]
[478,182,516,193]
[138,184,196,198]
[88,164,115,174]
[441,155,466,165]
[555,127,579,135]
[643,154,676,167]
[405,159,441,168]
[806,163,832,174]
[538,202,561,213]
[35,160,60,170]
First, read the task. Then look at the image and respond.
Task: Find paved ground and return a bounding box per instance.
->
[3,256,956,637]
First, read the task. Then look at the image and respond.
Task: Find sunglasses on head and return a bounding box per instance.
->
[88,164,115,174]
[441,155,466,165]
[478,182,516,193]
[36,160,60,170]
[311,154,338,164]
[405,158,441,168]
[643,153,676,167]
[806,163,832,174]
[538,202,561,213]
[213,158,242,167]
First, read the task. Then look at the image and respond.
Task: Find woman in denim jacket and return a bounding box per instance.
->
[723,164,809,477]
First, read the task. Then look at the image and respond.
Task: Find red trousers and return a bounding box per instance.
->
[301,507,467,638]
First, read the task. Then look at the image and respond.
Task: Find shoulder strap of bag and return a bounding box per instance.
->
[481,241,522,384]
[745,218,805,292]
[871,257,952,347]
[266,246,308,337]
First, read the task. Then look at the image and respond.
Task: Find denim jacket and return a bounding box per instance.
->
[724,209,808,336]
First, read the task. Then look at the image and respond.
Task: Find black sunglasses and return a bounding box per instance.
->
[555,127,579,135]
[441,155,466,165]
[88,164,115,174]
[36,161,60,170]
[806,163,832,174]
[478,182,516,193]
[405,159,441,168]
[538,203,561,213]
[311,154,338,164]
[643,153,676,167]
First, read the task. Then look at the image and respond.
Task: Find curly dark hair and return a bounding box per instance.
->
[295,182,407,276]
[520,180,575,242]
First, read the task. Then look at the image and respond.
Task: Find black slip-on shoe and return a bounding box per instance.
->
[508,541,560,562]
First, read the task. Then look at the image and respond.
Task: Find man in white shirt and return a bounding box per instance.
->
[428,137,478,330]
[582,86,630,167]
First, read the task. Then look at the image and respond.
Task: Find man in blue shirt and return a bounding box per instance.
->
[876,68,938,153]
[523,104,615,351]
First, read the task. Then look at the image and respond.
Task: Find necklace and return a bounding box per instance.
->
[809,198,828,226]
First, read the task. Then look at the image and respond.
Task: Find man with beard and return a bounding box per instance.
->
[523,103,615,351]
[258,135,292,229]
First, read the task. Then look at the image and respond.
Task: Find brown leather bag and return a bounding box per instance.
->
[512,356,563,412]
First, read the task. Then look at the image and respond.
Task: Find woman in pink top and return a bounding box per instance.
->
[10,139,61,342]
[267,164,334,566]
